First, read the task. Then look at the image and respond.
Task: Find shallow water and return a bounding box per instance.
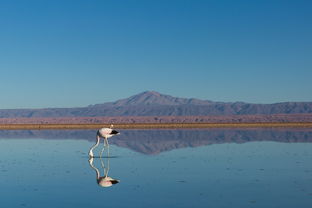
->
[0,129,312,208]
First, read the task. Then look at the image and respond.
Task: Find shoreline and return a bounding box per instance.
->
[0,122,312,130]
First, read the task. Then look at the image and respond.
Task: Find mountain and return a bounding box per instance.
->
[0,91,311,118]
[90,91,214,107]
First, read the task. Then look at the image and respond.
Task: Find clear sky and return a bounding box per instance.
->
[0,0,311,109]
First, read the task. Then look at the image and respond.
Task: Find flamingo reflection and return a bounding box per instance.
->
[88,145,120,188]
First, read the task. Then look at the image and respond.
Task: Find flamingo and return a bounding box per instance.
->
[88,125,120,158]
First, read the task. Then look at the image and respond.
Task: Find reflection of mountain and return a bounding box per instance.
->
[115,129,312,154]
[0,129,311,154]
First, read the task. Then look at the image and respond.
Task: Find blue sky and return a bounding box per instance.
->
[0,0,311,109]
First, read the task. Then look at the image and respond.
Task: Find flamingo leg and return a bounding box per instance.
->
[107,142,110,159]
[105,137,109,148]
[100,141,105,158]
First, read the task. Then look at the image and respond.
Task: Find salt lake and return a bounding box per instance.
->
[0,128,311,208]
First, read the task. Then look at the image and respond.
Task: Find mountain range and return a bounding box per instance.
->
[0,91,311,118]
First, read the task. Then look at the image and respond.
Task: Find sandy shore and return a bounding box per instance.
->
[0,122,311,130]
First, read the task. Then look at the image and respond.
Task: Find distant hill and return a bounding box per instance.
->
[0,91,311,118]
[90,91,214,107]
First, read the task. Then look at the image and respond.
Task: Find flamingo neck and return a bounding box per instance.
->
[89,136,100,157]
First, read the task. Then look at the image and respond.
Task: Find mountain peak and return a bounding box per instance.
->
[138,91,161,97]
[110,91,213,106]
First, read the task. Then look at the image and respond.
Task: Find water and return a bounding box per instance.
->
[0,129,312,208]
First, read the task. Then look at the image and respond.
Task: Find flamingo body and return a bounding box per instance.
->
[88,126,120,158]
[97,128,119,139]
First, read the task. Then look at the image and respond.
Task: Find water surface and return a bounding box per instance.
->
[0,129,311,207]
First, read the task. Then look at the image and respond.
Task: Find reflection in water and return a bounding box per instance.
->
[88,146,120,188]
[0,129,312,207]
[0,128,311,154]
